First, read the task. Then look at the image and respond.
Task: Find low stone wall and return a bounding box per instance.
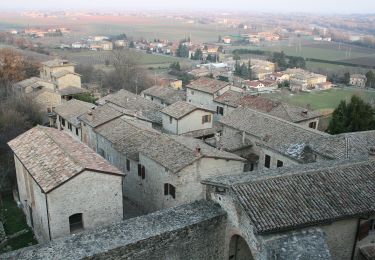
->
[1,201,226,260]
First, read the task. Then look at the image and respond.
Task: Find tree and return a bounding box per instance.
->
[0,87,44,191]
[328,95,375,134]
[129,41,135,48]
[169,62,181,71]
[176,43,189,58]
[271,51,287,70]
[343,72,350,85]
[75,64,95,83]
[218,35,222,43]
[288,56,306,69]
[0,48,38,85]
[192,49,203,60]
[366,70,375,88]
[109,50,152,94]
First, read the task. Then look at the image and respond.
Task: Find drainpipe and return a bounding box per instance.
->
[45,194,52,241]
[351,218,362,260]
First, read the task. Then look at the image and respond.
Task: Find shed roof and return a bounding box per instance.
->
[8,126,122,193]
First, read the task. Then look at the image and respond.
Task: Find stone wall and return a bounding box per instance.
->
[1,201,227,260]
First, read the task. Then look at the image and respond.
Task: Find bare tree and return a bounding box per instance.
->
[109,49,153,94]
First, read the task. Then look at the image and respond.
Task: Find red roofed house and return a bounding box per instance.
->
[8,126,124,243]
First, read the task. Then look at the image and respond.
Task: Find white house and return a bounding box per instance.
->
[161,101,214,135]
[8,126,124,243]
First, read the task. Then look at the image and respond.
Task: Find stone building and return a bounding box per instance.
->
[94,117,245,213]
[186,77,231,111]
[214,107,328,171]
[161,101,214,135]
[13,59,87,114]
[8,126,124,243]
[53,99,95,141]
[350,74,367,87]
[40,59,82,89]
[214,91,321,129]
[96,89,163,128]
[202,159,375,260]
[141,85,186,107]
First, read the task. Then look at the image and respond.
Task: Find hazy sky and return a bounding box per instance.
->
[2,0,375,13]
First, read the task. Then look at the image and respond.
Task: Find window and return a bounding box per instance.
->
[264,154,271,169]
[138,164,145,179]
[277,160,284,168]
[202,114,212,124]
[309,121,317,129]
[61,118,65,127]
[68,123,72,131]
[191,90,194,95]
[69,213,83,234]
[169,116,173,124]
[126,159,130,171]
[217,106,224,116]
[164,183,176,199]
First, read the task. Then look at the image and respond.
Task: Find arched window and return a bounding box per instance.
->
[69,213,83,234]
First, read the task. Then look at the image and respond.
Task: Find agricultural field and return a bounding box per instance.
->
[51,49,196,69]
[265,87,375,111]
[232,38,375,68]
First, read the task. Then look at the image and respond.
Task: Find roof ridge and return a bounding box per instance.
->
[233,159,372,187]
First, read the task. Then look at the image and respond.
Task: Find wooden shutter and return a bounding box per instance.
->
[164,183,169,195]
[170,185,176,199]
[141,166,146,179]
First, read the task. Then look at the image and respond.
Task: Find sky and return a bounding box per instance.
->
[1,0,375,14]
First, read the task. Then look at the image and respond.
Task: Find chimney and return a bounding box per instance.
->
[369,147,375,160]
[301,109,308,116]
[195,146,202,157]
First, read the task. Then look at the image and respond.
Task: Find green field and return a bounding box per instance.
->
[52,49,195,68]
[265,88,375,111]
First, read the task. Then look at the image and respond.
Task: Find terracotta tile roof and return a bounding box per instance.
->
[14,77,44,89]
[141,86,186,105]
[161,101,213,119]
[97,89,163,124]
[78,103,124,128]
[96,118,245,173]
[42,59,75,67]
[230,160,375,234]
[219,108,327,159]
[8,126,123,193]
[214,91,321,122]
[52,70,81,78]
[57,86,87,96]
[54,99,95,126]
[186,77,230,94]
